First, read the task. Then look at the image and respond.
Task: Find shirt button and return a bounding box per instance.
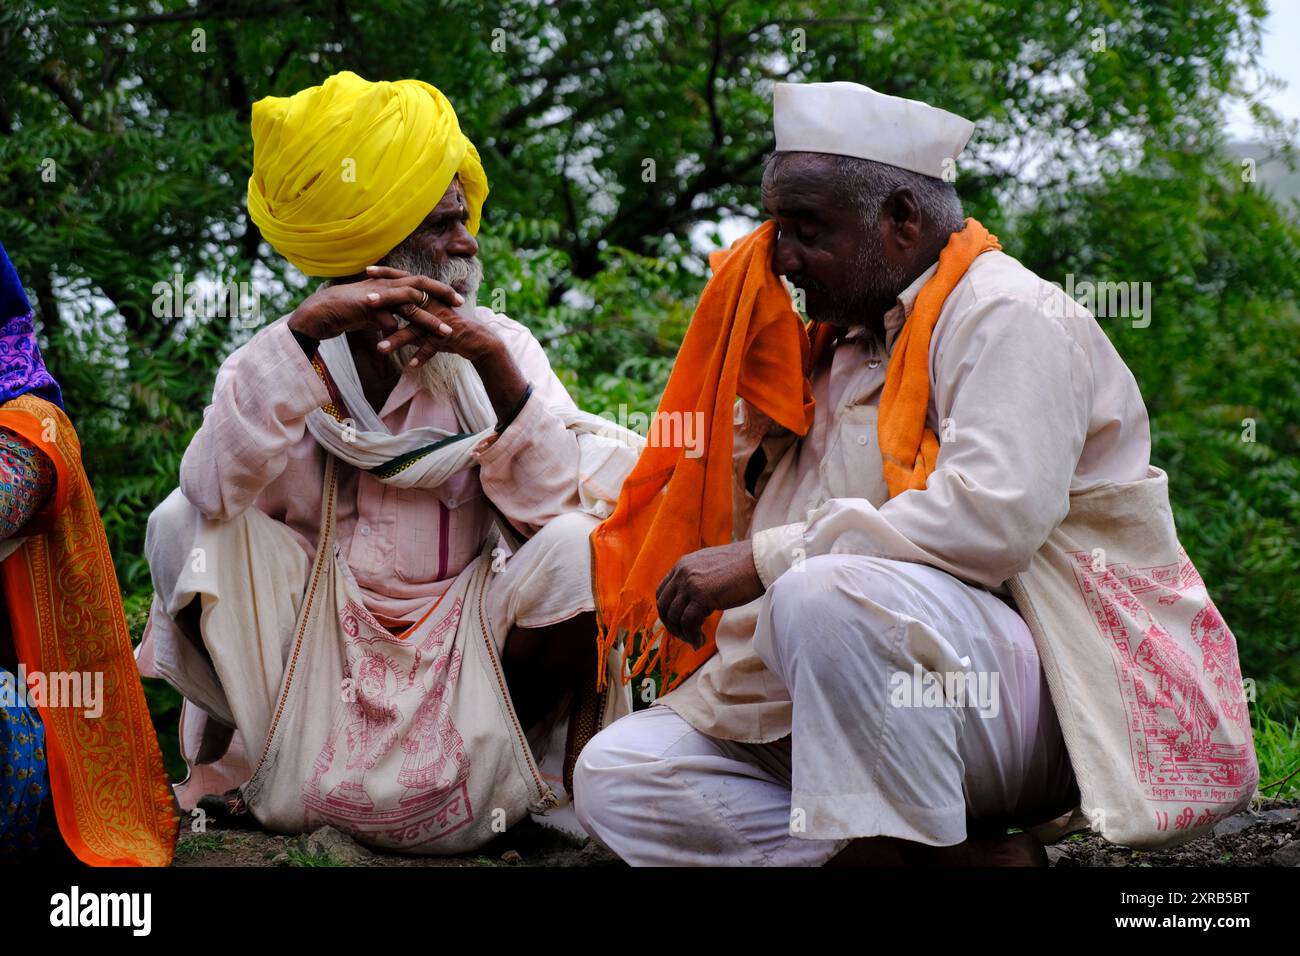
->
[857,436,868,446]
[447,498,458,508]
[360,525,371,536]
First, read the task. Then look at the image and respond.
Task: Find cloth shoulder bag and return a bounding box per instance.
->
[240,454,554,853]
[1011,467,1258,849]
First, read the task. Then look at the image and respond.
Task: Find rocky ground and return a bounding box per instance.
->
[1047,799,1300,868]
[171,797,1300,867]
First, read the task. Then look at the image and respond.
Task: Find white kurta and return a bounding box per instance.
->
[575,249,1152,863]
[666,250,1152,743]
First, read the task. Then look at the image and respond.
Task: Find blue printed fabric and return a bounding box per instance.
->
[0,666,49,856]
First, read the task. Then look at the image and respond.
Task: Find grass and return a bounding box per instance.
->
[1253,707,1300,799]
[173,832,225,860]
[282,846,346,867]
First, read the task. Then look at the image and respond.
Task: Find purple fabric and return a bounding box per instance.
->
[0,241,62,410]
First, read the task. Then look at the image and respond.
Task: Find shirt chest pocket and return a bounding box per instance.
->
[821,404,890,508]
[392,468,486,584]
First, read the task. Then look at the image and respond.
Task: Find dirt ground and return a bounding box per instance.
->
[172,817,620,867]
[171,797,1300,867]
[1047,798,1300,867]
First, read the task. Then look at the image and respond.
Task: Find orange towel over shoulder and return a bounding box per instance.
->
[591,221,826,692]
[879,218,1000,496]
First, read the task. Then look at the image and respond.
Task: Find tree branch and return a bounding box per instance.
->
[41,64,96,131]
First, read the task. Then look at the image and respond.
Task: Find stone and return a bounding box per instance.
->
[1212,813,1262,838]
[304,825,375,865]
[1260,808,1300,825]
[1045,846,1072,866]
[1269,841,1300,867]
[501,849,524,864]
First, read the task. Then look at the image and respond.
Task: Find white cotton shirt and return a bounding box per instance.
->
[660,248,1153,743]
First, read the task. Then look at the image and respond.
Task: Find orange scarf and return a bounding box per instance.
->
[879,218,1000,496]
[592,218,998,692]
[0,394,177,865]
[591,221,823,691]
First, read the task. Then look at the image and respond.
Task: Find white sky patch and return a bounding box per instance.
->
[1226,3,1300,138]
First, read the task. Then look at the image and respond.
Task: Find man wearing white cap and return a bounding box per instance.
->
[575,81,1159,865]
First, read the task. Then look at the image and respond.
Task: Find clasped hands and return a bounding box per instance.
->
[655,539,766,648]
[287,264,502,366]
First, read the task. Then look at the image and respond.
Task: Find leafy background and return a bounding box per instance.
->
[1,0,1296,790]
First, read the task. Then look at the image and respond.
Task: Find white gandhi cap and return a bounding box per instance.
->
[773,81,975,180]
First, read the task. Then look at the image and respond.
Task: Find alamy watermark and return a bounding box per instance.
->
[1042,273,1152,329]
[1,665,104,719]
[152,270,260,327]
[50,886,151,936]
[594,404,705,458]
[889,660,1001,719]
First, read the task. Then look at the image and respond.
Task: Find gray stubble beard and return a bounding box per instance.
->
[816,231,911,343]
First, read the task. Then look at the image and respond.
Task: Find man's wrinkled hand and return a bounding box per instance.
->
[655,540,765,649]
[287,271,463,344]
[365,264,503,366]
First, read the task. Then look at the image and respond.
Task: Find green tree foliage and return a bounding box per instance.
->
[1,1,1297,721]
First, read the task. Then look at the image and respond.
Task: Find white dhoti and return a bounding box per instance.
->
[144,486,627,847]
[574,554,1078,866]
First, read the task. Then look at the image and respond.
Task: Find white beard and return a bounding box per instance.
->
[380,250,485,405]
[395,329,477,403]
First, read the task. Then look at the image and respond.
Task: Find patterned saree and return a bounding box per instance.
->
[0,241,176,865]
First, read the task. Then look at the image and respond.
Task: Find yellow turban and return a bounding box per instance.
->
[247,71,488,277]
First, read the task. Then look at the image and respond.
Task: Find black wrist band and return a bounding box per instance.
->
[291,327,320,359]
[495,382,534,434]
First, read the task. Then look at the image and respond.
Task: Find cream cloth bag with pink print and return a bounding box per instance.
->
[1012,467,1258,849]
[242,455,556,853]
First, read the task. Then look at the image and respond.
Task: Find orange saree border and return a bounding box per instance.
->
[0,395,177,866]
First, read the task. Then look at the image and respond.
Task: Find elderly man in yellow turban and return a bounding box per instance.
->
[138,72,637,853]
